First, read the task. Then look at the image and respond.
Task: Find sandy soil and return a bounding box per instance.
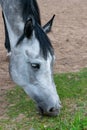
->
[0,0,87,117]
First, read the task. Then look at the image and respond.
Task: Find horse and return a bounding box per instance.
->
[0,0,61,116]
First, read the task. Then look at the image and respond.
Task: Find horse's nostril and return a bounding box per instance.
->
[49,107,55,112]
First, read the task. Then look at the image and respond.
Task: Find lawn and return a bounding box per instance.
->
[0,68,87,130]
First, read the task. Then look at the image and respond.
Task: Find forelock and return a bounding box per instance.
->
[35,23,54,60]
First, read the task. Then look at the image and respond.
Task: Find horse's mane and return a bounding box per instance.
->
[17,0,54,59]
[21,0,41,25]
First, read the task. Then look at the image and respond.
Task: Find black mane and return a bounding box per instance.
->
[17,0,54,59]
[21,0,41,25]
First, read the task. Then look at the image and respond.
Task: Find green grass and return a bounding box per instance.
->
[0,68,87,130]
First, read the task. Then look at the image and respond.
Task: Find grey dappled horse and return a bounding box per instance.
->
[0,0,61,116]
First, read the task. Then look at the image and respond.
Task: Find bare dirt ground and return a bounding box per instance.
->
[0,0,87,118]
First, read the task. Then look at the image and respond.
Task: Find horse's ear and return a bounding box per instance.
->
[24,17,34,38]
[43,15,55,33]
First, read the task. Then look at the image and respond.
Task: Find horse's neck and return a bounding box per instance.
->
[1,0,24,48]
[4,9,24,49]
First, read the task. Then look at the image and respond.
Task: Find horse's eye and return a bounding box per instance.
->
[31,63,40,70]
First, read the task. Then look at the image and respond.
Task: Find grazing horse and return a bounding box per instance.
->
[0,0,61,116]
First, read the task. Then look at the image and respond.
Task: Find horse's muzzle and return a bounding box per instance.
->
[38,106,60,116]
